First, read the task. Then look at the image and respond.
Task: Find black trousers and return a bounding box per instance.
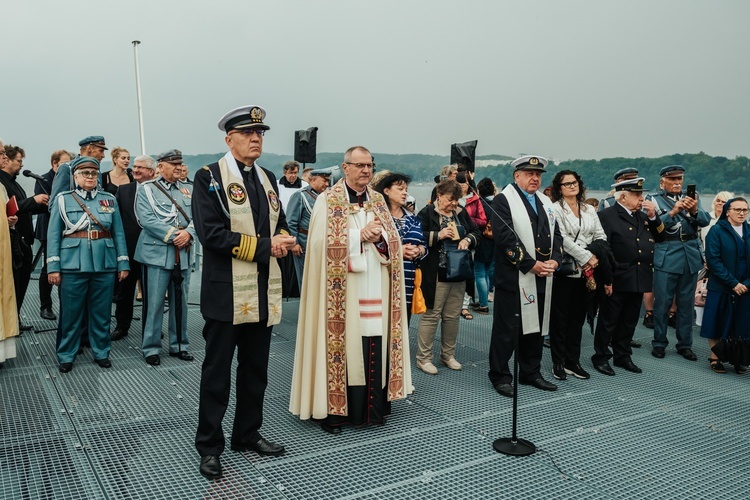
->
[549,276,590,366]
[323,336,390,427]
[195,318,272,457]
[13,243,33,312]
[488,291,545,385]
[114,260,141,332]
[39,240,54,310]
[592,290,643,364]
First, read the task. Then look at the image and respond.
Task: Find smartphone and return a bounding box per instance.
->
[686,184,696,200]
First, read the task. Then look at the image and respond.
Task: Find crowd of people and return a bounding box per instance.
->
[1,105,748,481]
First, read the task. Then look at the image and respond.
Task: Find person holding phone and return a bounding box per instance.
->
[646,165,710,361]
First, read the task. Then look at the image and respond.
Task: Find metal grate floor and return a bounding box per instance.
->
[2,270,749,499]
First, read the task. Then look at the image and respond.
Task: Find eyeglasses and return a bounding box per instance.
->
[561,181,579,189]
[76,170,98,178]
[230,129,265,137]
[344,162,375,170]
[729,208,749,214]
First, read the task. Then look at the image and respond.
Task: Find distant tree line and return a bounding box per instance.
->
[184,151,749,195]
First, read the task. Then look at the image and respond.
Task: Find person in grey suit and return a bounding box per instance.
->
[134,149,196,366]
[646,165,710,361]
[287,168,331,289]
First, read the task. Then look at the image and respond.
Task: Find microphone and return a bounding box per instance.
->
[23,170,46,182]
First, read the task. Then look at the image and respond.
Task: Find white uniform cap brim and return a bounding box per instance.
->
[217,105,267,132]
[511,154,549,169]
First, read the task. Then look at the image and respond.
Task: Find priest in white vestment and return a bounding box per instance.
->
[289,146,413,434]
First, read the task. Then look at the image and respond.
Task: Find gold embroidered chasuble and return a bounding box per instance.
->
[0,185,19,355]
[289,179,413,419]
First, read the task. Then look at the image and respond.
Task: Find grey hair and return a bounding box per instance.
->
[343,146,371,164]
[133,155,157,170]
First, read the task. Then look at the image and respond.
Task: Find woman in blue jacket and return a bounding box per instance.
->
[700,197,750,374]
[47,157,129,373]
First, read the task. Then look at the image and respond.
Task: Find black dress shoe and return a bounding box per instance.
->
[520,377,557,391]
[145,355,161,366]
[593,362,615,376]
[494,383,514,398]
[199,455,222,480]
[110,328,128,341]
[248,437,285,456]
[320,423,342,435]
[651,347,665,359]
[59,363,73,373]
[40,308,57,321]
[642,312,654,329]
[614,360,642,373]
[630,340,642,348]
[94,358,112,369]
[677,348,698,361]
[169,351,194,361]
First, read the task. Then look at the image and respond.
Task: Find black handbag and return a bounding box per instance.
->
[444,242,473,282]
[554,205,581,277]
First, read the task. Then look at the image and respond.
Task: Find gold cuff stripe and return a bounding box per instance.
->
[278,229,289,236]
[247,235,257,262]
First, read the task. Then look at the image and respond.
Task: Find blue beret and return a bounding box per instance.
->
[659,165,685,177]
[613,167,638,181]
[70,156,100,172]
[78,136,107,149]
[156,149,183,164]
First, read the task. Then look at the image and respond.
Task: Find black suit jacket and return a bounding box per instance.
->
[115,182,142,258]
[192,161,289,323]
[597,203,665,293]
[0,169,46,245]
[491,184,563,294]
[34,169,55,240]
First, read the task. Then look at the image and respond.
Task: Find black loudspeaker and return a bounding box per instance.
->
[294,127,318,164]
[450,140,478,172]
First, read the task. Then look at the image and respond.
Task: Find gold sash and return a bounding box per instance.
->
[218,157,282,325]
[324,180,406,415]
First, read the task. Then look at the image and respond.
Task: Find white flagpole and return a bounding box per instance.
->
[132,40,146,155]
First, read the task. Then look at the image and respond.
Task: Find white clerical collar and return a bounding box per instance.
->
[345,181,367,197]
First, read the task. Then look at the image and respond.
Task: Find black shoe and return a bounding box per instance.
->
[59,363,73,373]
[40,308,56,321]
[668,313,677,328]
[643,312,654,329]
[520,377,557,391]
[592,361,615,376]
[19,323,33,332]
[169,351,194,361]
[145,355,161,366]
[614,360,642,373]
[677,348,697,361]
[552,364,567,380]
[735,365,748,375]
[199,455,222,480]
[77,346,85,355]
[493,383,514,398]
[320,423,342,435]
[543,337,551,348]
[110,328,128,341]
[248,437,285,457]
[564,364,591,380]
[94,358,112,369]
[630,340,642,348]
[473,305,490,314]
[651,347,665,359]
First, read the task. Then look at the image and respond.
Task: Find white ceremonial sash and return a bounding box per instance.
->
[502,184,555,335]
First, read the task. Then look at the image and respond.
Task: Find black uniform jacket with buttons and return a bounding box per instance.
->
[597,203,666,293]
[192,161,289,323]
[490,183,563,294]
[114,182,142,259]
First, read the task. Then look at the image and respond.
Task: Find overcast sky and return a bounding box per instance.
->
[2,0,748,171]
